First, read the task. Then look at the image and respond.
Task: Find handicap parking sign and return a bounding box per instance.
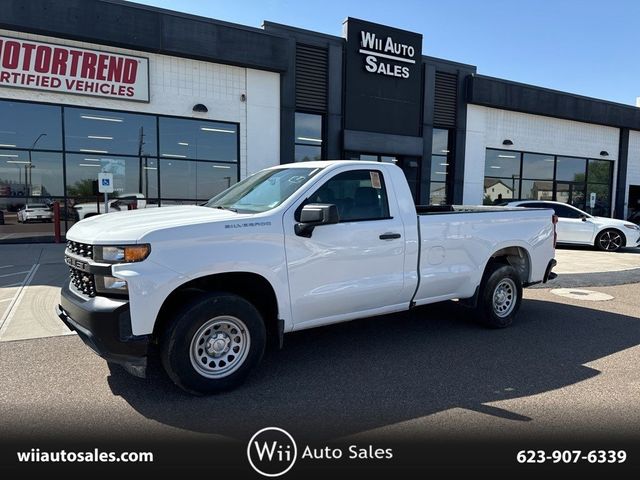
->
[98,172,114,193]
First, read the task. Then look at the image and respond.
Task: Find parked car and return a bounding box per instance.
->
[74,193,151,220]
[17,203,53,223]
[58,160,557,394]
[507,200,640,252]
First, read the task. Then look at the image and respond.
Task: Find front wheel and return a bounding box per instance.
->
[595,229,623,252]
[475,263,523,328]
[160,293,266,395]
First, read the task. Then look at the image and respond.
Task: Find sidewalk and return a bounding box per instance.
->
[544,246,640,288]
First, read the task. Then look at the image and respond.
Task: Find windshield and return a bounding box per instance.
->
[204,167,322,213]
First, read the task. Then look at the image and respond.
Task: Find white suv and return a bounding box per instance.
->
[17,203,53,223]
[508,200,640,252]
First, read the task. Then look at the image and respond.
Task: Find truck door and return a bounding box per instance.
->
[284,168,407,327]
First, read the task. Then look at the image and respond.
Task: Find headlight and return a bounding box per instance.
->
[98,244,150,263]
[624,223,640,231]
[95,275,128,294]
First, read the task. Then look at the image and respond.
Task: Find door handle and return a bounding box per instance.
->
[379,232,401,240]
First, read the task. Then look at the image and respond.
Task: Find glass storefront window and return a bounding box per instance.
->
[0,101,62,151]
[0,99,240,243]
[196,161,237,199]
[294,112,322,162]
[0,151,64,197]
[484,149,521,178]
[520,179,552,201]
[522,153,554,180]
[430,155,449,182]
[65,108,157,156]
[556,157,586,182]
[430,129,452,205]
[484,149,614,214]
[587,159,612,184]
[160,159,237,201]
[66,154,145,199]
[294,144,322,162]
[159,118,237,162]
[432,129,449,155]
[484,178,518,204]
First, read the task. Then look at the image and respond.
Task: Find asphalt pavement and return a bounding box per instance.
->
[0,243,639,449]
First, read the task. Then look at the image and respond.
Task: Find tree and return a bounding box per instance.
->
[66,179,96,198]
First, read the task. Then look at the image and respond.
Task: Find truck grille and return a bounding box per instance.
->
[66,241,96,296]
[66,240,94,259]
[69,267,96,297]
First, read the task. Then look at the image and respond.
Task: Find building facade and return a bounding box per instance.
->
[1,0,639,243]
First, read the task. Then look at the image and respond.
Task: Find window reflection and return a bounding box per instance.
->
[65,107,157,156]
[0,100,241,242]
[160,159,237,200]
[0,150,63,197]
[0,101,62,150]
[66,154,144,198]
[294,113,322,162]
[556,157,586,182]
[159,118,238,162]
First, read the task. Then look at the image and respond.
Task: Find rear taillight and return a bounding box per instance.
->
[552,214,558,248]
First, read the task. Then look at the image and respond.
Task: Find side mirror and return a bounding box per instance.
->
[580,214,588,222]
[295,203,339,237]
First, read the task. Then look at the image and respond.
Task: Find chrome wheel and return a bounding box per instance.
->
[598,230,622,251]
[189,316,250,379]
[492,278,517,318]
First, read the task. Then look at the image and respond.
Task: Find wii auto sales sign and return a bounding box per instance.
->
[0,36,149,102]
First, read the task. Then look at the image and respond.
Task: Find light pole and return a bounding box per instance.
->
[27,133,47,197]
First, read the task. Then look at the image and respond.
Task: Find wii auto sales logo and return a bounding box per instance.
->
[247,427,298,477]
[247,427,394,476]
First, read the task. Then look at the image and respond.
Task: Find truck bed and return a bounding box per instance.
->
[416,204,542,215]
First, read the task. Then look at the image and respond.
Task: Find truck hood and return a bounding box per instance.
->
[67,206,240,244]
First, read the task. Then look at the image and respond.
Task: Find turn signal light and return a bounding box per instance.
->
[124,245,151,262]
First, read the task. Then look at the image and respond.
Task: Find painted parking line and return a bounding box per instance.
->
[0,270,31,278]
[0,264,39,338]
[0,298,12,303]
[0,282,23,288]
[0,265,15,269]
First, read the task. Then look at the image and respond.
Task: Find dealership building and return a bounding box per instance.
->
[1,0,640,242]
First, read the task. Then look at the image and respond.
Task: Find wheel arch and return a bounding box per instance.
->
[486,245,531,285]
[152,271,280,345]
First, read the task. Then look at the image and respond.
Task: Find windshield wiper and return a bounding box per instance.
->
[210,205,238,212]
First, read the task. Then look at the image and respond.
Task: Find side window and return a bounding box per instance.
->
[307,170,390,222]
[553,204,582,219]
[521,202,546,209]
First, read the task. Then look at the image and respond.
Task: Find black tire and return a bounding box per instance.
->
[475,263,523,328]
[160,292,266,395]
[595,229,624,252]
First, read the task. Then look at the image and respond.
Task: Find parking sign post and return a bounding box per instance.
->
[98,173,114,214]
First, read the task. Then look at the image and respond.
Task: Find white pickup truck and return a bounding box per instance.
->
[57,161,557,394]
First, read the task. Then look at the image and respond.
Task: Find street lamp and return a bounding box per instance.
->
[27,133,47,197]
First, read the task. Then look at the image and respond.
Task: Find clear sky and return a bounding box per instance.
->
[129,0,639,106]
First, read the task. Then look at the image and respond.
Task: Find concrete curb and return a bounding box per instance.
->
[531,268,640,289]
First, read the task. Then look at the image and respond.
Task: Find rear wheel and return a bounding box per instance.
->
[160,292,266,395]
[595,229,623,252]
[475,263,522,328]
